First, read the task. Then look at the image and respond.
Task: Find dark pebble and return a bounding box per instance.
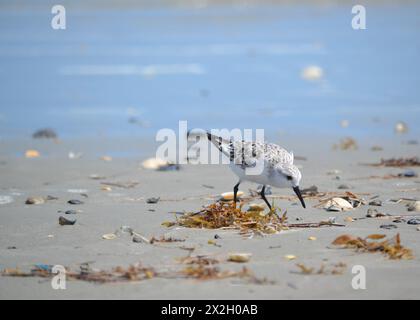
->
[46,195,59,201]
[7,246,17,250]
[214,234,221,239]
[68,199,84,205]
[380,224,397,230]
[59,216,76,225]
[338,184,352,190]
[398,169,417,178]
[146,197,160,204]
[65,210,78,215]
[407,218,420,225]
[32,128,57,139]
[369,200,382,206]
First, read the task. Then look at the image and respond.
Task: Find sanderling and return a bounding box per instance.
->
[204,132,306,210]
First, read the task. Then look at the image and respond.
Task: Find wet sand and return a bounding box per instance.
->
[0,135,419,299]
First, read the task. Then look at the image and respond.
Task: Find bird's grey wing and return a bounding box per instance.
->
[263,143,294,165]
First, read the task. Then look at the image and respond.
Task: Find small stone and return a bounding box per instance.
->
[214,234,221,239]
[398,169,417,178]
[407,218,420,225]
[284,255,297,261]
[25,197,45,205]
[59,216,76,225]
[308,236,317,241]
[366,208,386,218]
[146,197,160,204]
[380,224,397,230]
[344,217,354,222]
[7,246,17,250]
[102,233,117,240]
[369,200,382,206]
[338,184,352,190]
[328,217,337,224]
[65,210,78,215]
[32,128,57,139]
[68,199,84,205]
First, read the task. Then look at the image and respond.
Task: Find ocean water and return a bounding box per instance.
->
[0,1,419,140]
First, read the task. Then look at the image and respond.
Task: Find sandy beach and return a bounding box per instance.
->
[0,134,419,299]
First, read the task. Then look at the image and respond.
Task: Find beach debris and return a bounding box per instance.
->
[398,169,417,178]
[317,192,364,211]
[32,128,57,139]
[59,216,76,226]
[407,201,420,212]
[284,255,297,261]
[167,202,288,236]
[100,181,139,189]
[338,184,352,190]
[368,157,420,167]
[132,233,150,244]
[301,185,319,196]
[380,224,397,230]
[25,197,45,205]
[324,198,353,212]
[295,262,346,275]
[150,236,185,244]
[64,210,79,215]
[141,157,180,171]
[0,195,13,205]
[366,208,387,218]
[101,186,112,191]
[146,197,160,204]
[395,121,408,134]
[308,236,317,241]
[7,246,17,250]
[407,218,420,225]
[331,233,413,260]
[68,199,84,205]
[228,253,252,263]
[202,184,214,189]
[247,203,265,212]
[25,150,40,158]
[340,120,349,128]
[301,65,323,81]
[287,220,345,228]
[369,200,382,206]
[327,169,342,175]
[371,146,383,151]
[68,151,83,159]
[221,191,244,201]
[344,217,355,222]
[214,234,221,239]
[100,155,112,162]
[102,233,117,240]
[333,137,357,151]
[89,174,106,180]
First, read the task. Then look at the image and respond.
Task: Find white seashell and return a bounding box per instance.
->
[228,253,251,263]
[324,198,353,211]
[407,201,420,212]
[395,121,408,134]
[141,157,169,170]
[301,65,323,81]
[102,233,117,240]
[221,191,244,201]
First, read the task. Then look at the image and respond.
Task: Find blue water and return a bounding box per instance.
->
[0,1,419,139]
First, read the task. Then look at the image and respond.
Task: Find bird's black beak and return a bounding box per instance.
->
[293,186,306,208]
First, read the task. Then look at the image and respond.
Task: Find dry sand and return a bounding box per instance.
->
[0,135,419,299]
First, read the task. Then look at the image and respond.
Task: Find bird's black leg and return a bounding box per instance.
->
[260,185,272,210]
[233,181,241,207]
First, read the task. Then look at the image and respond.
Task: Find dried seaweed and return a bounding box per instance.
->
[331,233,413,260]
[295,262,347,275]
[367,157,420,167]
[149,236,185,244]
[167,201,288,235]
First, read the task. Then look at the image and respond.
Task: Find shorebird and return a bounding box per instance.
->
[204,132,306,210]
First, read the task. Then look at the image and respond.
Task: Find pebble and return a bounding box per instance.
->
[398,169,417,178]
[407,201,420,212]
[407,218,420,225]
[25,197,45,205]
[338,184,352,190]
[214,234,221,239]
[380,224,397,230]
[32,128,57,139]
[146,197,160,204]
[59,216,76,225]
[228,253,252,263]
[102,233,117,240]
[68,199,84,205]
[369,200,382,206]
[65,210,78,215]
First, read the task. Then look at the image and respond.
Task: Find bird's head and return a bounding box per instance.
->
[275,163,306,208]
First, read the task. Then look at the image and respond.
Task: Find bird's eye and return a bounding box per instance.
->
[286,175,293,181]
